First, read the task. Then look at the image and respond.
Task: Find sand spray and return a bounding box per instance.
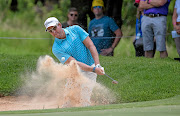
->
[0,55,116,111]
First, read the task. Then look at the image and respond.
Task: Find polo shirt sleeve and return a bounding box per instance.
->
[52,48,70,64]
[108,17,119,32]
[175,0,177,8]
[75,25,89,42]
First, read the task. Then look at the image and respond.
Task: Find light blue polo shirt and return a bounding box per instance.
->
[52,25,94,66]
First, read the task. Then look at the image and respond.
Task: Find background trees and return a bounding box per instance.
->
[8,0,123,31]
[0,0,175,40]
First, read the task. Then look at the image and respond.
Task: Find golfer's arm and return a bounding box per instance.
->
[77,61,94,72]
[65,56,94,72]
[83,36,100,65]
[111,29,122,49]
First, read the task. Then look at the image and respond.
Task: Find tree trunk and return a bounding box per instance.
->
[10,0,18,12]
[105,0,123,28]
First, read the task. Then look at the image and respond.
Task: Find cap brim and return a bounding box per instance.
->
[45,22,58,32]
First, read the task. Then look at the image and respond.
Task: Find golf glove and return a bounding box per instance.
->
[96,64,105,74]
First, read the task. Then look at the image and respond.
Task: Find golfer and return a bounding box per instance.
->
[44,17,104,107]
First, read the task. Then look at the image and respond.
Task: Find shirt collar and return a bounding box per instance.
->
[63,28,70,35]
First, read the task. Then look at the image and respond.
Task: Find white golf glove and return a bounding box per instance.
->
[96,64,105,74]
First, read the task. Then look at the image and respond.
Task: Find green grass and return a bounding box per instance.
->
[0,38,180,103]
[0,39,53,55]
[98,56,180,103]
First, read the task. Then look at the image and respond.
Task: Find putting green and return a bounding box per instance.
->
[1,96,180,116]
[1,105,180,116]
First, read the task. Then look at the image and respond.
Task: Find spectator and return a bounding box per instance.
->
[88,0,123,56]
[133,1,145,57]
[172,0,180,61]
[62,7,84,29]
[133,0,156,57]
[139,0,171,58]
[44,17,104,107]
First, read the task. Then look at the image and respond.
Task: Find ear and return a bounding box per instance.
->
[58,23,62,28]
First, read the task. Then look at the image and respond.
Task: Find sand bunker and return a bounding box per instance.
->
[0,55,116,111]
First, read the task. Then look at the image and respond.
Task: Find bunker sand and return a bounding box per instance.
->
[0,55,116,111]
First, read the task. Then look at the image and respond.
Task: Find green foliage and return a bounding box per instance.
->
[47,5,63,18]
[0,0,11,21]
[168,0,175,13]
[0,0,71,38]
[59,0,71,22]
[0,39,52,55]
[0,0,175,40]
[122,0,136,27]
[43,0,70,22]
[166,1,176,44]
[17,0,35,12]
[0,0,10,11]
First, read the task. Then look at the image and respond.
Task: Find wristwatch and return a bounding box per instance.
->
[93,67,96,73]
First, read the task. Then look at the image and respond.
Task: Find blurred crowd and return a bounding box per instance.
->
[60,0,179,60]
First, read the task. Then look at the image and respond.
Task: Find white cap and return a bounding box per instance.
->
[44,17,59,31]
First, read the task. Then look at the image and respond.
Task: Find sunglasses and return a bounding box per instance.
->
[47,25,57,33]
[93,6,102,9]
[70,14,78,17]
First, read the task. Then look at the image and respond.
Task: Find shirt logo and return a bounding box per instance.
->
[91,24,104,37]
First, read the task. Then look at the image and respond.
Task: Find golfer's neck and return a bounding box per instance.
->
[59,30,66,39]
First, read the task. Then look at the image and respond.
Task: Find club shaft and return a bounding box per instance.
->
[104,73,115,81]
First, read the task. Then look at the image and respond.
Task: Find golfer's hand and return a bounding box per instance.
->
[95,67,105,75]
[100,48,113,56]
[95,64,105,75]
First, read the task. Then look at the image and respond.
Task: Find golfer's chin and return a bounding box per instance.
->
[54,35,61,39]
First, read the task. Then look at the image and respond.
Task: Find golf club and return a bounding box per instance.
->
[104,73,118,84]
